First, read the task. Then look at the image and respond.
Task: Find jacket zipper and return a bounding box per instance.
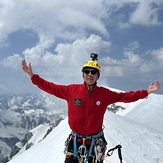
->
[84,89,91,135]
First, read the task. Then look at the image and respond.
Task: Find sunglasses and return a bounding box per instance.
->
[84,69,97,75]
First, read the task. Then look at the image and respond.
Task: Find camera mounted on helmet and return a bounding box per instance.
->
[90,53,98,61]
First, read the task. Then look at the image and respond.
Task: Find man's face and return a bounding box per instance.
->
[83,68,98,85]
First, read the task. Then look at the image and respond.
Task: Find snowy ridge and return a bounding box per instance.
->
[8,109,163,163]
[123,94,163,134]
[15,124,51,155]
[104,112,163,163]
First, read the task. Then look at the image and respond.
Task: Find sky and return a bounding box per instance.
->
[0,0,163,94]
[8,93,163,163]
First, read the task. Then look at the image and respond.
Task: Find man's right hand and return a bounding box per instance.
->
[22,59,34,78]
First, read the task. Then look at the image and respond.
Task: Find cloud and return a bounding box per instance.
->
[146,47,163,68]
[22,35,54,60]
[101,56,141,77]
[127,41,140,50]
[101,42,163,76]
[1,54,22,68]
[0,0,109,46]
[111,0,163,29]
[0,0,162,46]
[1,34,111,77]
[129,1,162,26]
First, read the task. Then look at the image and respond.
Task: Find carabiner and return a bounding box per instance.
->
[78,145,87,157]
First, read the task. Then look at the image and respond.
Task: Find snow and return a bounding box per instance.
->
[7,93,163,163]
[16,124,52,155]
[124,94,163,134]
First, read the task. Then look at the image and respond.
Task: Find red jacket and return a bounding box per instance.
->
[31,74,148,136]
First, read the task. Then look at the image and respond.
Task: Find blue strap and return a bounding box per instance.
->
[88,136,94,156]
[73,133,77,157]
[72,131,103,139]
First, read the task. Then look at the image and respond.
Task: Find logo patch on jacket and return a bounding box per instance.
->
[74,98,82,106]
[96,101,101,106]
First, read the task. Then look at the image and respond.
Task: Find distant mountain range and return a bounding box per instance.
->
[0,93,67,162]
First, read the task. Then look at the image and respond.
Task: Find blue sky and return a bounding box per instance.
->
[0,0,163,94]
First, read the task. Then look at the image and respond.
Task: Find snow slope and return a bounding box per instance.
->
[124,94,163,134]
[8,111,163,163]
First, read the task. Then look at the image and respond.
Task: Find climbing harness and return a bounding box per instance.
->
[64,130,107,163]
[72,130,104,162]
[106,145,123,163]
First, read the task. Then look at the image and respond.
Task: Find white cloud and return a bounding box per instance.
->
[1,54,22,68]
[129,1,161,26]
[111,0,163,28]
[127,41,140,50]
[147,47,163,68]
[101,44,163,77]
[123,51,142,65]
[0,0,162,46]
[22,35,54,61]
[1,34,111,76]
[0,0,109,46]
